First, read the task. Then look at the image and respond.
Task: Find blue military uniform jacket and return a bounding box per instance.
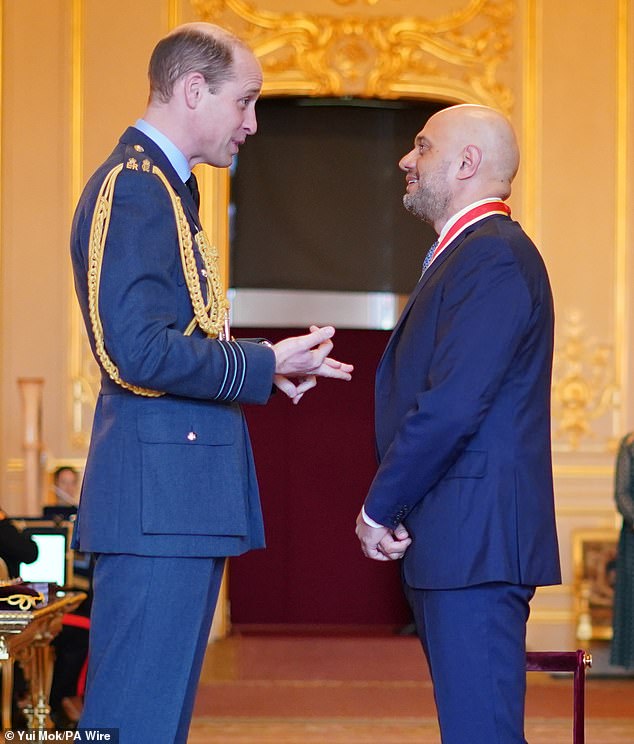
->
[364,215,561,590]
[71,127,275,557]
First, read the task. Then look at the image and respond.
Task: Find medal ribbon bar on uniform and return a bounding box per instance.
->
[430,199,511,266]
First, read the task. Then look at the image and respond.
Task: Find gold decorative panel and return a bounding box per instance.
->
[192,0,514,109]
[552,309,620,454]
[70,0,95,449]
[329,0,391,5]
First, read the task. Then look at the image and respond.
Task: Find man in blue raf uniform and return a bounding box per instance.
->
[71,22,352,743]
[355,105,560,744]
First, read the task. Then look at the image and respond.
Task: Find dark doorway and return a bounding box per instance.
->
[230,97,443,295]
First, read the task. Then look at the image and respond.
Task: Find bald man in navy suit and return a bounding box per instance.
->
[71,23,352,743]
[356,104,560,744]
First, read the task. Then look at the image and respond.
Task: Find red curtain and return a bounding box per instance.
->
[229,328,411,628]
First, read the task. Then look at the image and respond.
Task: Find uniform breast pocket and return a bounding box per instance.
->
[137,409,249,536]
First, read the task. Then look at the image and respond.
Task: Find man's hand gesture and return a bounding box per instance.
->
[273,325,353,404]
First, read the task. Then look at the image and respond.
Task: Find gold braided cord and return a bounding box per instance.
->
[87,164,164,397]
[183,243,221,337]
[152,166,229,338]
[86,161,229,398]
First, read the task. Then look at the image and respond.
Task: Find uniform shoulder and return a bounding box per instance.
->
[119,142,157,177]
[81,142,161,200]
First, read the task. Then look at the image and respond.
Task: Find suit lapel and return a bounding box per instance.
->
[378,215,510,372]
[377,234,465,369]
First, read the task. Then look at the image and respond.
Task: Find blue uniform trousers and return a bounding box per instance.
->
[404,580,535,744]
[80,553,225,744]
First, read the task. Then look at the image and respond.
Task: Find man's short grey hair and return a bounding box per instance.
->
[148,26,247,103]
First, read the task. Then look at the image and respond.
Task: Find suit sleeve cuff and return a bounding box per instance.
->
[212,340,275,404]
[362,505,385,529]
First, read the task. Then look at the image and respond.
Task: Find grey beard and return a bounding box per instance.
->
[403,191,429,222]
[403,190,449,226]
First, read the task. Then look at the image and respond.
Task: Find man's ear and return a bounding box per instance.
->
[182,71,207,110]
[457,144,482,180]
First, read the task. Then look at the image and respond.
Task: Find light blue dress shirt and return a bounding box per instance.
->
[134,118,190,183]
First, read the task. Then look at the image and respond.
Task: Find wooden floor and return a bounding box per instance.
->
[189,634,634,743]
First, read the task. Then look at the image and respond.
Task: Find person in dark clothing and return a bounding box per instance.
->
[611,432,634,669]
[0,507,38,727]
[49,557,94,730]
[0,507,38,577]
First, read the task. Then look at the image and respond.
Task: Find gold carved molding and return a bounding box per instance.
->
[551,309,620,454]
[329,0,393,5]
[69,0,93,448]
[192,0,514,109]
[520,0,541,243]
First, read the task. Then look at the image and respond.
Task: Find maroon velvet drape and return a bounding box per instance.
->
[229,328,411,628]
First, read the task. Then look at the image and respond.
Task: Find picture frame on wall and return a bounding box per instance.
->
[573,528,620,641]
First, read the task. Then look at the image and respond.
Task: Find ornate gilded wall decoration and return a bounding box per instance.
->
[551,310,620,453]
[330,0,389,5]
[192,0,514,110]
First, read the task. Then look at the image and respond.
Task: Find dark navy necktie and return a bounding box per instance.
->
[421,239,439,277]
[185,172,200,210]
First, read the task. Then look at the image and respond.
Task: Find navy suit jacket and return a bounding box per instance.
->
[364,214,561,590]
[71,128,275,557]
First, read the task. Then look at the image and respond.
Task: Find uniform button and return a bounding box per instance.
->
[201,269,208,278]
[187,431,197,441]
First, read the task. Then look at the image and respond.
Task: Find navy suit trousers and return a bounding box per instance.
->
[404,580,535,744]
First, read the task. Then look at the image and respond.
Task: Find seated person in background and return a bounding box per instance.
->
[48,468,92,729]
[49,585,92,729]
[52,466,79,508]
[0,506,38,577]
[0,507,38,727]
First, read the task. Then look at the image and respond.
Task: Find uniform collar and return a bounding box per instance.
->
[134,119,190,182]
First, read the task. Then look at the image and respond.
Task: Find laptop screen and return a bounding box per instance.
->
[18,530,68,586]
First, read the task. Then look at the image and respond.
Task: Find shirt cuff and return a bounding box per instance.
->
[362,505,384,529]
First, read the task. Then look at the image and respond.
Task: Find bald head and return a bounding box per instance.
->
[399,104,520,231]
[431,104,519,196]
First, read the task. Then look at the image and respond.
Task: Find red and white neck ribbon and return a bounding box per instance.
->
[428,198,511,267]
